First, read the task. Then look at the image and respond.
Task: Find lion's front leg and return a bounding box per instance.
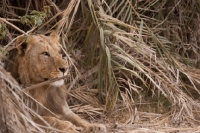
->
[63,109,106,133]
[34,116,80,133]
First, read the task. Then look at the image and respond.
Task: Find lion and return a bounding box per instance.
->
[12,32,106,133]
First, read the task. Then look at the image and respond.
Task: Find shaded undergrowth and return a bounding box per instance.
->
[1,0,200,132]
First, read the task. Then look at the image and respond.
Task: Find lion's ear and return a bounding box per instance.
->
[49,31,60,42]
[16,36,32,55]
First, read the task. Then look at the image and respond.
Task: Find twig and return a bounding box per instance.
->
[4,19,20,22]
[4,34,25,49]
[0,18,26,35]
[25,0,31,15]
[46,0,61,12]
[68,65,99,91]
[24,65,98,91]
[24,75,69,91]
[37,11,63,32]
[4,26,36,49]
[7,6,26,11]
[155,0,181,28]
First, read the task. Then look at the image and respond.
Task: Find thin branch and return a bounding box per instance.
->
[25,0,32,15]
[24,75,69,91]
[4,19,20,22]
[24,65,98,91]
[0,18,26,34]
[68,65,99,91]
[4,26,36,49]
[7,6,27,11]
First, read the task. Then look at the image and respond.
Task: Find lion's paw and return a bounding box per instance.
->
[84,123,106,133]
[62,123,81,133]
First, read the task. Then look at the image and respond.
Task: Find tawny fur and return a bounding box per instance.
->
[13,32,106,133]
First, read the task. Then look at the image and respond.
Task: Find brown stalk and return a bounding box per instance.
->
[0,18,26,34]
[24,75,69,91]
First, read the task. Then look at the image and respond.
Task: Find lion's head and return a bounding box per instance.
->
[16,32,68,87]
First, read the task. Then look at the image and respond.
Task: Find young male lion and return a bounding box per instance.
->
[14,32,106,133]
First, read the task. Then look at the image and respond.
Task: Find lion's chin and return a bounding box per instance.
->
[50,79,64,87]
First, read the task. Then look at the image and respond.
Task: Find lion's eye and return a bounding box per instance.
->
[42,52,50,56]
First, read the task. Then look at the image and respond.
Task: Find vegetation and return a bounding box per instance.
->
[1,0,200,132]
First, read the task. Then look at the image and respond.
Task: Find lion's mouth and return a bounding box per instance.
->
[42,72,66,86]
[43,74,64,81]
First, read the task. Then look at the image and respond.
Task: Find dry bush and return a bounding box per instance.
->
[1,0,200,132]
[0,66,45,133]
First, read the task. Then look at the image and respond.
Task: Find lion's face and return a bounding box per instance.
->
[16,32,68,87]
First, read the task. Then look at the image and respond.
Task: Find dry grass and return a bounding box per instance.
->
[0,66,45,132]
[1,0,200,132]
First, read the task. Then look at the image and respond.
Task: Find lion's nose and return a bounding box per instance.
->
[59,67,67,73]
